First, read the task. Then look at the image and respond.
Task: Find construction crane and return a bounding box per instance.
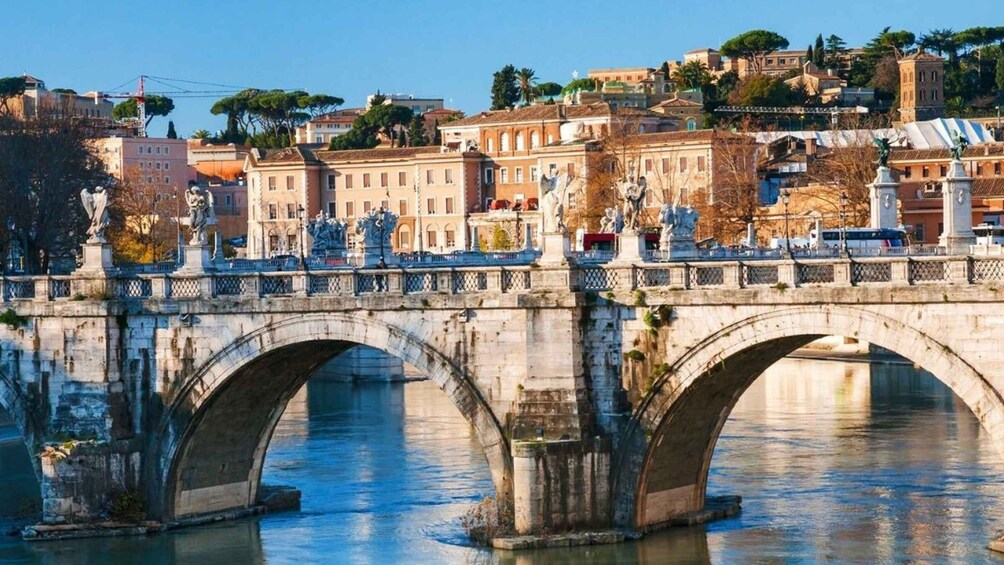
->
[715,105,869,128]
[93,75,249,137]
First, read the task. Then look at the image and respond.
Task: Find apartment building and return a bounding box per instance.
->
[293,108,363,145]
[8,74,114,119]
[365,93,444,115]
[95,137,191,194]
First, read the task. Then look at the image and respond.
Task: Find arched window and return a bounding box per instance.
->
[546,133,554,145]
[501,132,510,152]
[515,132,525,151]
[530,131,540,149]
[638,125,645,134]
[398,225,411,250]
[486,137,494,153]
[686,118,697,131]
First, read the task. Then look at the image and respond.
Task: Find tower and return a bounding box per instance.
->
[898,50,945,123]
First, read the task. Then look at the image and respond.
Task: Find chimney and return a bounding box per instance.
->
[805,137,817,157]
[558,104,566,119]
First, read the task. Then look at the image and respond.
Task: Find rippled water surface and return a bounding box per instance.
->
[2,358,1004,564]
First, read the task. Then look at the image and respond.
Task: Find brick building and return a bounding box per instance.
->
[898,51,945,124]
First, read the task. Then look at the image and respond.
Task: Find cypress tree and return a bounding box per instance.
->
[806,45,814,67]
[166,120,178,139]
[814,34,825,66]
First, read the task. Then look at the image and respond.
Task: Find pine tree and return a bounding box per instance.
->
[166,120,177,139]
[490,64,520,110]
[433,120,442,146]
[407,115,429,147]
[806,45,814,67]
[996,54,1004,92]
[814,34,825,66]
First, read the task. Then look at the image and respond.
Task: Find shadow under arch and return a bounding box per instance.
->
[150,312,512,520]
[0,369,43,483]
[613,304,1004,531]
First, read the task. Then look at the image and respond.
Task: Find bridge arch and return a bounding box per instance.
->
[613,304,1004,531]
[150,312,511,520]
[0,370,42,482]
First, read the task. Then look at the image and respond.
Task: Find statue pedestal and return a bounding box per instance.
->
[868,166,899,230]
[77,243,113,274]
[939,159,976,255]
[613,231,647,264]
[350,246,397,268]
[660,236,698,259]
[538,232,571,265]
[177,245,214,274]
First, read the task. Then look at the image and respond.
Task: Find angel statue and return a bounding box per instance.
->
[620,176,648,233]
[80,185,110,244]
[874,137,891,168]
[186,185,215,246]
[539,172,572,234]
[950,130,969,161]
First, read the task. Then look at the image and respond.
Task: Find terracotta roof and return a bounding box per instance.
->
[903,178,1004,198]
[650,97,702,108]
[441,103,666,128]
[891,145,1004,162]
[256,146,310,164]
[899,51,944,62]
[631,130,721,145]
[313,146,440,162]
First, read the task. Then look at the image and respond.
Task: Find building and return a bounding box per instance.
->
[732,50,809,78]
[648,96,704,131]
[7,74,114,120]
[293,108,363,145]
[95,137,191,194]
[682,49,725,73]
[365,94,444,115]
[188,140,250,239]
[898,50,945,124]
[243,145,480,258]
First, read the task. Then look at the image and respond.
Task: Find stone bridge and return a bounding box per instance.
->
[2,254,1004,536]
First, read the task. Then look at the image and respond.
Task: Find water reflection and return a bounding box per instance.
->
[0,409,39,520]
[1,359,1003,563]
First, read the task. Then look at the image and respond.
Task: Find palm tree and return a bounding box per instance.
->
[516,68,536,106]
[671,60,712,90]
[919,28,959,61]
[190,129,211,139]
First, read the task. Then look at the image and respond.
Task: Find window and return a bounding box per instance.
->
[380,172,388,187]
[399,199,408,216]
[327,174,336,190]
[268,203,278,219]
[487,137,494,152]
[485,167,494,184]
[919,71,925,83]
[269,235,279,253]
[995,162,1002,176]
[922,166,930,178]
[137,146,143,155]
[346,201,355,217]
[549,163,558,176]
[164,146,169,155]
[500,168,508,184]
[686,118,697,131]
[287,234,297,252]
[327,202,336,216]
[163,176,170,185]
[345,174,353,189]
[445,228,456,248]
[939,165,947,176]
[224,194,233,206]
[645,159,653,173]
[427,229,437,247]
[427,197,436,214]
[155,162,161,170]
[445,169,453,184]
[286,203,296,219]
[286,175,294,190]
[515,167,523,183]
[530,131,540,149]
[155,146,161,154]
[501,132,510,151]
[147,176,153,184]
[515,132,525,151]
[679,157,688,172]
[546,133,554,144]
[426,170,434,185]
[445,197,455,214]
[661,158,670,174]
[914,223,925,242]
[697,156,706,172]
[363,173,371,188]
[530,166,539,182]
[903,167,912,179]
[315,136,324,143]
[164,162,170,170]
[363,200,372,213]
[398,226,411,249]
[567,163,575,177]
[398,171,407,186]
[932,89,938,101]
[766,58,774,65]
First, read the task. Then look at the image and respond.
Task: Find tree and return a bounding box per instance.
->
[50,88,77,95]
[806,45,815,68]
[515,67,536,106]
[805,116,883,227]
[407,114,429,147]
[190,129,211,139]
[490,65,520,110]
[823,35,848,74]
[672,60,712,90]
[0,110,108,273]
[329,103,412,150]
[814,34,825,67]
[533,82,562,98]
[166,120,178,139]
[919,28,960,60]
[106,167,177,263]
[997,54,1004,92]
[561,77,598,95]
[112,95,175,127]
[693,124,761,244]
[210,88,341,148]
[728,75,795,107]
[720,30,790,75]
[0,76,27,114]
[871,55,901,101]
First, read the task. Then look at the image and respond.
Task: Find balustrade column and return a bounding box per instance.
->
[777,261,797,287]
[946,258,972,284]
[291,273,308,297]
[832,260,852,286]
[668,265,687,288]
[485,270,502,292]
[890,259,910,284]
[150,276,168,298]
[34,277,51,302]
[723,263,742,289]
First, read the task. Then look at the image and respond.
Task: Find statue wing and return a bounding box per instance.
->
[206,192,217,221]
[539,173,553,194]
[80,188,94,218]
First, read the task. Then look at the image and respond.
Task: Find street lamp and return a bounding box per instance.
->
[839,191,849,256]
[4,217,13,275]
[781,189,792,257]
[297,204,306,270]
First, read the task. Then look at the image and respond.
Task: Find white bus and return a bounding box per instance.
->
[973,224,1004,245]
[809,228,909,249]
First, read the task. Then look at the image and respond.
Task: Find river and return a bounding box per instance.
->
[2,357,1004,564]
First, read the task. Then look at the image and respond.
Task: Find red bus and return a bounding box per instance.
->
[581,233,660,251]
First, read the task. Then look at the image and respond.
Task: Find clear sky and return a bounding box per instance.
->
[3,0,999,138]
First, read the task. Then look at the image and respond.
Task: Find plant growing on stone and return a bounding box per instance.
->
[0,308,27,329]
[625,349,646,362]
[461,495,514,546]
[633,290,647,307]
[109,491,145,523]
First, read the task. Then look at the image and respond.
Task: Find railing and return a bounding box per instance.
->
[1,255,999,303]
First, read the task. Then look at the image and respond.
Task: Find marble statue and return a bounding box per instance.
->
[539,173,572,234]
[620,176,648,232]
[874,137,891,168]
[659,203,700,240]
[80,185,110,244]
[950,130,969,161]
[307,213,333,255]
[599,207,624,234]
[186,185,215,246]
[354,207,398,248]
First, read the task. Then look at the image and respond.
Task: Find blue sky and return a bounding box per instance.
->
[3,0,999,137]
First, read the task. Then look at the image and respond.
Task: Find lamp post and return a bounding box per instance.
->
[414,172,424,256]
[4,217,13,275]
[297,204,306,270]
[781,189,792,257]
[839,191,849,256]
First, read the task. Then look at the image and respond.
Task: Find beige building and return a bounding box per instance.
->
[243,146,481,258]
[365,93,444,115]
[294,108,363,145]
[8,74,113,119]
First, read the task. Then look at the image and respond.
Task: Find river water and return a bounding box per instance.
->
[2,357,1004,564]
